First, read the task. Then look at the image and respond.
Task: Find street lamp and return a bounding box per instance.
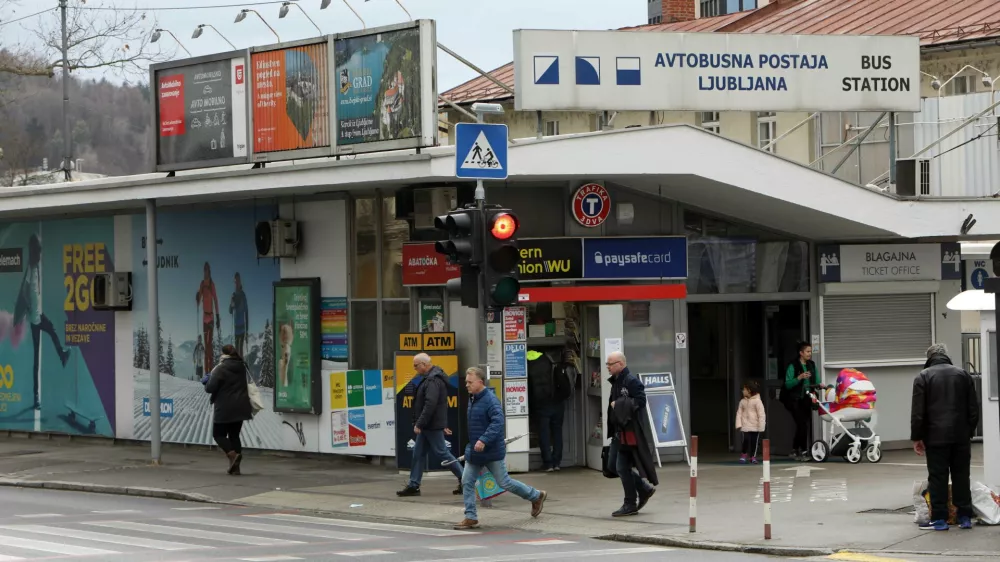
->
[151,28,192,57]
[321,0,366,29]
[921,71,941,91]
[279,2,323,34]
[192,24,237,50]
[235,8,281,42]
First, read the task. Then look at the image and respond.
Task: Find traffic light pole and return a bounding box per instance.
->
[474,108,488,367]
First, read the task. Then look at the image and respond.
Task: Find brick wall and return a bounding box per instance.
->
[661,0,696,22]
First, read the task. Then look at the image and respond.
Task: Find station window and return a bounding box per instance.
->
[544,120,560,136]
[700,111,720,135]
[757,111,777,153]
[944,75,978,97]
[350,193,411,370]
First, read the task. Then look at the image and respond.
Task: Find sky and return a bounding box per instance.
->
[2,0,645,91]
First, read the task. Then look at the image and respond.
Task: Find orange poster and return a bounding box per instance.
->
[252,43,330,153]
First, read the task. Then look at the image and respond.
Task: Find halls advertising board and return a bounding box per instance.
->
[513,30,920,112]
[333,19,438,154]
[251,39,332,161]
[151,50,250,172]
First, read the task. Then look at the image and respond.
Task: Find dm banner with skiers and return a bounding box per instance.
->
[129,207,313,450]
[0,218,116,436]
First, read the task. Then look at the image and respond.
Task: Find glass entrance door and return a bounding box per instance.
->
[762,301,808,457]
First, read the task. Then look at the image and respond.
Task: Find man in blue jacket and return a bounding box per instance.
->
[454,367,547,530]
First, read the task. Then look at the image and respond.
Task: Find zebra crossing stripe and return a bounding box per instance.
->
[83,521,302,546]
[0,533,118,556]
[247,513,475,537]
[176,517,385,541]
[0,524,201,551]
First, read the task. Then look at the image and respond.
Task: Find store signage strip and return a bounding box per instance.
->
[818,242,961,283]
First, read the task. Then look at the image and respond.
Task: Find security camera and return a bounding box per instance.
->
[931,79,941,90]
[984,75,994,88]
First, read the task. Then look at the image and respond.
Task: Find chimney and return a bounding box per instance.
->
[662,0,696,23]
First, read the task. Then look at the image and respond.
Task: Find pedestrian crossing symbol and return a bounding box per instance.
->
[455,122,508,180]
[461,132,502,171]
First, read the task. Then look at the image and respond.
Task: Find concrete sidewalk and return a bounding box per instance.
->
[0,434,997,557]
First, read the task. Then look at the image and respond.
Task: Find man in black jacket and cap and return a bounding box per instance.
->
[606,351,658,517]
[911,343,979,531]
[398,353,463,497]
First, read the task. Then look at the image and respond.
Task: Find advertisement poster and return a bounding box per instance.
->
[252,42,330,155]
[503,379,528,417]
[334,25,422,148]
[646,392,686,448]
[401,242,460,286]
[485,322,502,371]
[274,278,321,414]
[420,302,444,332]
[153,54,248,170]
[321,297,347,362]
[0,218,116,436]
[582,236,688,280]
[328,370,394,455]
[503,306,526,342]
[394,352,461,470]
[504,342,527,379]
[518,238,583,281]
[130,207,319,452]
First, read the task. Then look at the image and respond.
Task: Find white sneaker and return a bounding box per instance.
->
[545,467,555,473]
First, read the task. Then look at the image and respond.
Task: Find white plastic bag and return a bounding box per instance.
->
[913,480,930,525]
[245,368,265,417]
[972,482,1000,525]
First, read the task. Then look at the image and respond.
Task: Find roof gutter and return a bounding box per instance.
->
[922,37,1000,54]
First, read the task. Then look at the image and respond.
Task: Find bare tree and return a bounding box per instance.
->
[0,0,165,78]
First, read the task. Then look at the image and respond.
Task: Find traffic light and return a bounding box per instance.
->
[435,207,483,308]
[483,208,520,307]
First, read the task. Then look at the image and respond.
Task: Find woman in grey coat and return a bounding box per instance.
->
[204,344,252,475]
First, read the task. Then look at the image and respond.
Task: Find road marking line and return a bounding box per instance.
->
[0,533,118,556]
[248,513,476,537]
[439,546,671,561]
[0,524,202,551]
[174,517,384,541]
[426,545,485,551]
[238,557,304,562]
[0,555,23,561]
[91,510,140,514]
[515,539,576,545]
[828,554,911,562]
[335,551,395,557]
[84,521,303,546]
[13,514,63,519]
[171,507,221,511]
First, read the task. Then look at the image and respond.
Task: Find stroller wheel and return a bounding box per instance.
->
[845,443,863,464]
[809,440,829,463]
[865,444,882,463]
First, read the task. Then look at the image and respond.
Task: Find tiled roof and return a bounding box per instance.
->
[441,0,1000,105]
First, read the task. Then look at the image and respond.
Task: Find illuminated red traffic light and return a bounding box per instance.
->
[491,213,518,240]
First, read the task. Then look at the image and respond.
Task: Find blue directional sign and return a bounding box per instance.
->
[455,123,508,180]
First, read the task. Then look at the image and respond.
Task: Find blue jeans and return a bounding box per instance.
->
[608,437,654,506]
[408,430,462,487]
[462,459,540,520]
[537,401,565,469]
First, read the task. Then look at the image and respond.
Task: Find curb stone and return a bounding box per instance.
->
[0,479,217,504]
[600,533,834,558]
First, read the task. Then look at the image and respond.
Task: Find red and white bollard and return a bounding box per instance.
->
[763,438,772,540]
[689,435,698,533]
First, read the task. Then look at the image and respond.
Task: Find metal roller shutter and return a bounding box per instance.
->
[823,294,932,363]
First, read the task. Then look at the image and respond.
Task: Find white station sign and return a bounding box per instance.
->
[513,30,921,112]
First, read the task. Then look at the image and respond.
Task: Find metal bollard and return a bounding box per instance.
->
[690,435,698,533]
[763,438,772,540]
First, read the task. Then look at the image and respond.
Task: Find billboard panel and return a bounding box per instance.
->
[251,40,332,160]
[151,51,250,171]
[513,30,921,112]
[333,19,437,154]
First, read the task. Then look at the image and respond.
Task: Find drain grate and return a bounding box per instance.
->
[858,506,913,515]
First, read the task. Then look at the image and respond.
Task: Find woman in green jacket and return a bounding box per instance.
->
[785,342,819,461]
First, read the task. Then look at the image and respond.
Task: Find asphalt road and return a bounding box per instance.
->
[0,487,799,562]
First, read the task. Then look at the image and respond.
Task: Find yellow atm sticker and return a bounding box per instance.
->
[399,333,422,350]
[422,332,455,351]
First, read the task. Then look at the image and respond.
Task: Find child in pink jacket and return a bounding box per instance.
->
[736,380,766,464]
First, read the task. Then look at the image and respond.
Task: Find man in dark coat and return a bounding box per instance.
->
[398,353,463,496]
[911,343,979,531]
[606,351,658,517]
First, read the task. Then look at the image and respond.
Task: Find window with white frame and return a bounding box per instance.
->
[944,74,979,96]
[544,120,560,136]
[757,111,777,152]
[700,111,720,135]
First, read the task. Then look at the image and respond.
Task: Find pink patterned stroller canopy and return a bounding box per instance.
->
[829,368,877,414]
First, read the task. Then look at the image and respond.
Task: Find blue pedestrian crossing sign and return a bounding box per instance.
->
[455,123,508,180]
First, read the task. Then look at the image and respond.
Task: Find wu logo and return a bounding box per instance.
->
[0,365,13,389]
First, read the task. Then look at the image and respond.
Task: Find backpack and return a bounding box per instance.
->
[552,363,574,402]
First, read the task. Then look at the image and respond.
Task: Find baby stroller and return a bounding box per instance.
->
[808,368,882,464]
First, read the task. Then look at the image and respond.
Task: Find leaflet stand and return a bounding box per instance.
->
[639,373,690,466]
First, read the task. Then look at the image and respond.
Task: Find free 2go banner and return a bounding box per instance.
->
[274,278,322,414]
[0,218,116,435]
